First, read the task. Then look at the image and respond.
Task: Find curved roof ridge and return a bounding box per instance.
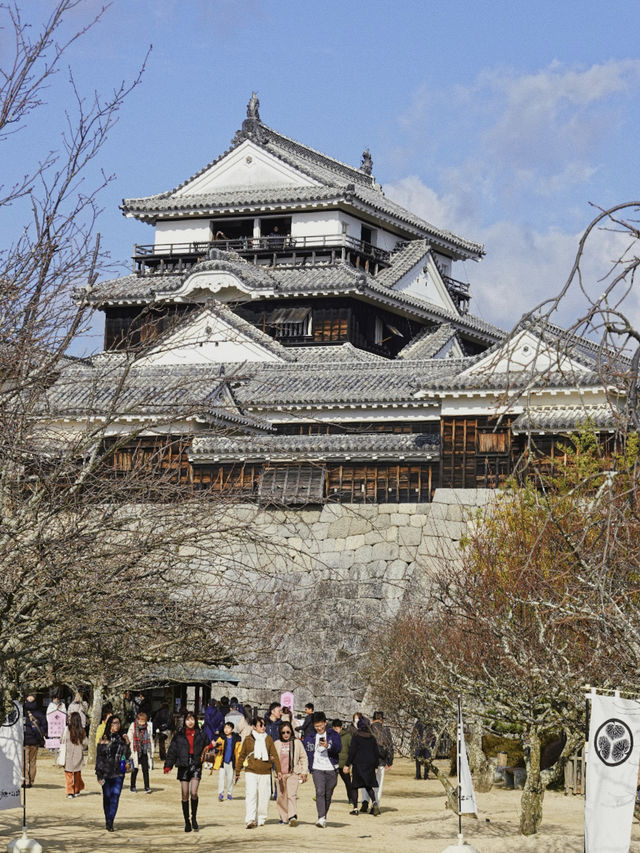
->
[375,239,430,288]
[261,123,376,188]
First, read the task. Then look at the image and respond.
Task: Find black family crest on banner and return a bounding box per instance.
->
[594,718,633,766]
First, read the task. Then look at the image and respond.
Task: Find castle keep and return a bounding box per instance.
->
[45,97,621,710]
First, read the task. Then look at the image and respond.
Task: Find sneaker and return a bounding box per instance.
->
[144,788,151,794]
[350,808,359,815]
[360,801,369,813]
[130,787,137,793]
[227,794,232,800]
[106,823,114,832]
[371,804,381,816]
[257,820,266,827]
[218,794,224,802]
[246,821,256,829]
[289,817,298,827]
[316,817,326,828]
[67,794,74,799]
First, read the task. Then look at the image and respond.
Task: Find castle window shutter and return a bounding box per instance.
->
[259,464,325,504]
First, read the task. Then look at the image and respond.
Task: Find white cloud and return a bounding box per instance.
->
[385,177,640,333]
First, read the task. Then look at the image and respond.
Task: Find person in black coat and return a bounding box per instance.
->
[96,715,131,832]
[344,716,380,815]
[163,711,212,833]
[152,701,175,761]
[23,695,47,787]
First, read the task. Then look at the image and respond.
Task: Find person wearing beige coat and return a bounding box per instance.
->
[274,723,309,826]
[59,712,88,798]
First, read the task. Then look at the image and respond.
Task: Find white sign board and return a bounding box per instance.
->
[0,702,23,810]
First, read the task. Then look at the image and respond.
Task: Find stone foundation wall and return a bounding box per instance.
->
[216,489,494,719]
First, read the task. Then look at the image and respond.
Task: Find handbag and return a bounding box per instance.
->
[119,756,133,773]
[56,742,66,767]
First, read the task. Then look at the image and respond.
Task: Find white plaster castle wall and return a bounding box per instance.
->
[291,210,342,238]
[155,218,210,246]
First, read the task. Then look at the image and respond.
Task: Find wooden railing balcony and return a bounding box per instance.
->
[443,275,471,313]
[132,234,391,276]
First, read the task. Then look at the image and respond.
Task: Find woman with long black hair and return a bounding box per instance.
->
[163,711,211,832]
[95,715,130,831]
[59,711,88,798]
[343,716,380,816]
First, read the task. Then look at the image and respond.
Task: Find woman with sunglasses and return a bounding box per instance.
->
[274,722,308,826]
[235,716,282,829]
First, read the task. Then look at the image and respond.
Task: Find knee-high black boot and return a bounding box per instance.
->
[191,797,199,831]
[182,799,192,832]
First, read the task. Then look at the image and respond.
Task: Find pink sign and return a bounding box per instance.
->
[45,709,66,748]
[280,692,294,714]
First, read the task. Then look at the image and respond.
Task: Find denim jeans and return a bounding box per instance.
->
[102,774,124,824]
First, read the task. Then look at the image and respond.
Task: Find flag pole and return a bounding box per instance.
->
[441,696,480,852]
[457,695,462,840]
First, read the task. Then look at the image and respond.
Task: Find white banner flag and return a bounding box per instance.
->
[0,702,23,811]
[585,694,640,852]
[458,701,477,815]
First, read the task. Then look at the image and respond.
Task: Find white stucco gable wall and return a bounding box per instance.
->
[391,253,458,313]
[458,330,591,379]
[135,309,285,366]
[175,140,319,195]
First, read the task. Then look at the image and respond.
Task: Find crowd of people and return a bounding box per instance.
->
[24,692,398,833]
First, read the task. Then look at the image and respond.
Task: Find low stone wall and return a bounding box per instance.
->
[219,489,494,718]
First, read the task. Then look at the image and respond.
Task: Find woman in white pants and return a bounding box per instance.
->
[235,717,282,828]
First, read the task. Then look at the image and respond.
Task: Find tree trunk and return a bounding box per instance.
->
[431,763,459,813]
[520,728,544,835]
[87,681,104,766]
[468,718,493,793]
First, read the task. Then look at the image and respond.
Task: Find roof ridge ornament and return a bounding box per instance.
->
[232,91,266,146]
[360,148,373,176]
[247,91,260,120]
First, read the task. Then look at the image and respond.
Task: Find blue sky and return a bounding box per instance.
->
[4,1,640,352]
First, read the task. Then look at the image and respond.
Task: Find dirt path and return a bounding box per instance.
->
[1,755,640,852]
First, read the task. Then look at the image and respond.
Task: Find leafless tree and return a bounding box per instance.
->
[368,431,640,834]
[0,2,295,727]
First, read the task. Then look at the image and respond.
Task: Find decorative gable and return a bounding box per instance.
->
[458,330,590,379]
[135,308,288,366]
[175,140,319,196]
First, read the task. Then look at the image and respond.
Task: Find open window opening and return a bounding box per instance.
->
[211,218,253,241]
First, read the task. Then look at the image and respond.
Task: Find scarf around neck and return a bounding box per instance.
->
[253,730,269,761]
[133,722,151,754]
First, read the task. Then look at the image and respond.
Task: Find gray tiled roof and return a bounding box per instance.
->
[511,404,620,434]
[445,368,602,393]
[80,253,505,344]
[77,273,184,305]
[140,303,298,364]
[123,184,483,259]
[375,240,430,289]
[232,358,468,408]
[121,117,483,259]
[189,431,440,463]
[397,324,458,360]
[286,344,388,363]
[40,360,269,429]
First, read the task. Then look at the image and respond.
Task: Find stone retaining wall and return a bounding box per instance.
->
[219,489,494,718]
